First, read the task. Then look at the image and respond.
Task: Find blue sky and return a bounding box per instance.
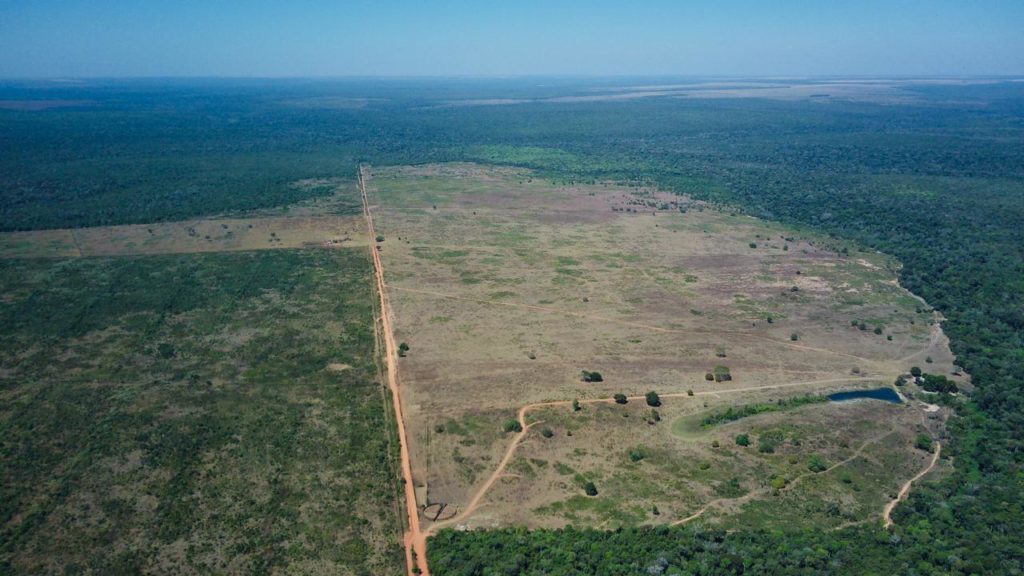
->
[1,0,1022,77]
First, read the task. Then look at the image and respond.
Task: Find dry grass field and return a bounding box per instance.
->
[0,178,364,259]
[365,163,962,531]
[0,215,364,258]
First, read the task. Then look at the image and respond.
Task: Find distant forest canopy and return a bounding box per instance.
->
[2,78,1022,574]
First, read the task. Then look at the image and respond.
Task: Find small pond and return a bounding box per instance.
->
[828,387,903,404]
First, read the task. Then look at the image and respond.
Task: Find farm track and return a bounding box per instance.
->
[359,168,429,576]
[883,442,942,528]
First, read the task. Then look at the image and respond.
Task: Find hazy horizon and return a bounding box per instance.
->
[2,1,1022,78]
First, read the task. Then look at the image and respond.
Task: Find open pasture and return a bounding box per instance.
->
[366,163,960,530]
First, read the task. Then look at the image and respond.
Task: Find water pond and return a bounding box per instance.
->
[828,387,902,404]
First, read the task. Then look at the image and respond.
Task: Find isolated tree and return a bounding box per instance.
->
[735,434,751,447]
[915,433,933,452]
[910,366,923,378]
[645,391,661,407]
[376,234,385,242]
[614,393,628,404]
[713,365,732,382]
[541,427,554,438]
[790,332,799,341]
[584,481,598,496]
[572,399,581,412]
[503,420,522,433]
[581,370,604,383]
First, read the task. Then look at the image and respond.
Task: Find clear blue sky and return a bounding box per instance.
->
[1,0,1022,77]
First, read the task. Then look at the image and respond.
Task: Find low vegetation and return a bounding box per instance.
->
[700,395,828,427]
[0,249,403,574]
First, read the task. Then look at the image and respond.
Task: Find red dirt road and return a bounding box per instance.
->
[359,168,429,576]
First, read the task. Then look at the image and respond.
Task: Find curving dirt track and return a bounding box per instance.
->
[359,168,429,576]
[883,441,942,528]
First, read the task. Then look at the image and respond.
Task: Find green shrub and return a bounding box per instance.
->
[915,433,933,452]
[645,391,661,407]
[807,455,828,472]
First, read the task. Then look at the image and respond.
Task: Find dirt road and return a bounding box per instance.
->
[883,441,942,528]
[359,167,429,576]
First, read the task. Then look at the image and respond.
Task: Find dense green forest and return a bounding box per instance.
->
[2,78,1022,573]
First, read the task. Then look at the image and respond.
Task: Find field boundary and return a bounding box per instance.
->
[359,166,430,576]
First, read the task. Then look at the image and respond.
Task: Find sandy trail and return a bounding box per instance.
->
[883,442,942,528]
[426,376,867,534]
[359,168,429,576]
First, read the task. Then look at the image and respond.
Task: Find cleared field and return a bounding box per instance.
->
[0,215,364,258]
[0,178,364,259]
[365,163,960,531]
